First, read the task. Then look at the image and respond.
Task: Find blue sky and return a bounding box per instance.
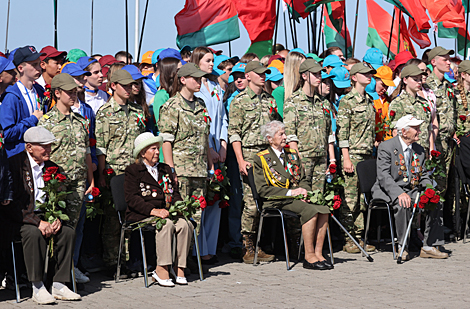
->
[0,0,457,61]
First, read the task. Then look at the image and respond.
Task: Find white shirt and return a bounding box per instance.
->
[27,152,45,208]
[144,162,159,183]
[35,75,46,88]
[85,89,109,114]
[17,81,38,116]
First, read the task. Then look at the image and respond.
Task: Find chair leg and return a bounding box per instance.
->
[193,229,204,281]
[387,205,396,260]
[377,213,382,250]
[464,199,470,244]
[253,214,264,266]
[327,227,334,266]
[455,172,461,237]
[331,214,373,262]
[297,232,303,261]
[11,241,20,303]
[363,207,372,256]
[71,264,77,293]
[280,214,290,271]
[43,243,50,283]
[139,229,148,288]
[116,227,125,283]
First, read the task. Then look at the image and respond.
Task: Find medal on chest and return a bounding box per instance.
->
[135,112,146,127]
[203,109,211,124]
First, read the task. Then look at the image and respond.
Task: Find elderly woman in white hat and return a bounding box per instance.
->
[124,132,193,287]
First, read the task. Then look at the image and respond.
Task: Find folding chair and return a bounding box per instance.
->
[246,167,334,271]
[356,159,396,260]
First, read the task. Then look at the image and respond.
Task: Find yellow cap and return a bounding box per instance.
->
[141,51,154,65]
[268,59,284,74]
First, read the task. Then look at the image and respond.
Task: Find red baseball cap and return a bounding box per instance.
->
[40,45,67,61]
[0,51,5,58]
[208,47,223,56]
[268,55,284,65]
[392,51,414,71]
[99,55,121,67]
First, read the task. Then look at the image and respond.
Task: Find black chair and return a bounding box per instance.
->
[356,159,396,259]
[454,153,470,243]
[111,174,204,286]
[246,167,334,271]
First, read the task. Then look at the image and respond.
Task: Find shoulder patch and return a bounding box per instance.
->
[257,149,269,157]
[42,114,50,120]
[286,148,297,153]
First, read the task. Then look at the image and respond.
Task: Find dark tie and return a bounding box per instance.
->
[280,153,286,167]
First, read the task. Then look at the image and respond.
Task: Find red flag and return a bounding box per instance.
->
[421,0,465,25]
[384,0,431,32]
[323,1,352,55]
[233,0,276,43]
[408,18,431,49]
[284,0,310,20]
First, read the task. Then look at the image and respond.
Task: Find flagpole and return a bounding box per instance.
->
[4,0,10,53]
[343,2,348,59]
[317,5,324,54]
[352,0,360,57]
[291,0,298,48]
[54,0,58,49]
[434,29,438,47]
[90,0,94,55]
[137,0,149,61]
[386,9,396,60]
[125,0,129,64]
[287,5,296,48]
[274,0,281,54]
[465,0,469,59]
[397,9,401,55]
[283,11,288,49]
[229,41,232,57]
[312,10,317,54]
[307,14,311,53]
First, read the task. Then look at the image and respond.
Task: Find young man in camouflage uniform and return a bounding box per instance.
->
[95,69,145,274]
[336,63,376,253]
[39,73,95,228]
[228,61,279,263]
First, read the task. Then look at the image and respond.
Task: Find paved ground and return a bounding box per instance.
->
[2,240,470,308]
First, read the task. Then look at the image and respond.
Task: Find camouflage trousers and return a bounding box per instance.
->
[101,191,122,267]
[435,136,456,195]
[340,154,372,239]
[65,179,86,228]
[178,176,207,234]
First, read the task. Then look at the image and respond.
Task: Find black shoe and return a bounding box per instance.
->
[229,247,243,260]
[303,260,328,270]
[201,255,218,265]
[320,260,334,270]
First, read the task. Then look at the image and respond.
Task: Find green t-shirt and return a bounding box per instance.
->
[152,89,170,163]
[272,85,285,119]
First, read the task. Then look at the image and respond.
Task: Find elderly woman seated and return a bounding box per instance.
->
[253,121,332,270]
[124,132,194,287]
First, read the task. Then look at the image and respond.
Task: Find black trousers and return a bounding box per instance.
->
[20,224,75,282]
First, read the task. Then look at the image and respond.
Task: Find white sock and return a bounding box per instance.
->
[32,281,45,294]
[53,282,66,290]
[423,245,433,251]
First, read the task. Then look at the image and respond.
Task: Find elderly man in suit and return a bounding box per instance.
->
[372,115,447,260]
[8,126,80,305]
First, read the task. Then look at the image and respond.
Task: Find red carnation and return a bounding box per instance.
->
[191,195,198,201]
[42,174,52,182]
[284,144,290,148]
[333,200,341,210]
[425,188,435,199]
[43,91,50,98]
[460,115,467,122]
[219,200,229,208]
[46,167,59,175]
[418,202,425,209]
[103,168,114,175]
[430,150,441,158]
[329,164,337,174]
[55,173,66,182]
[198,196,207,209]
[45,84,51,90]
[213,194,220,202]
[89,138,97,147]
[91,187,100,197]
[430,195,440,203]
[378,108,382,114]
[390,110,396,118]
[214,169,222,176]
[333,195,341,202]
[420,195,430,204]
[216,174,224,182]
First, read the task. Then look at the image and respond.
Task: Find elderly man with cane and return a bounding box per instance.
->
[372,115,448,261]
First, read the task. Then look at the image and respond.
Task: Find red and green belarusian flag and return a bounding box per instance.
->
[408,18,431,49]
[366,0,416,59]
[284,0,310,22]
[175,0,240,49]
[323,1,352,56]
[383,0,430,32]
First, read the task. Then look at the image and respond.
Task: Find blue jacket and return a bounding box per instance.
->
[74,100,98,166]
[0,83,47,157]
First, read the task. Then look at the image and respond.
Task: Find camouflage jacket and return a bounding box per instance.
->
[95,97,146,175]
[228,86,280,151]
[39,106,90,181]
[389,92,432,150]
[425,72,457,138]
[158,92,210,178]
[455,85,470,133]
[336,88,375,155]
[284,88,333,158]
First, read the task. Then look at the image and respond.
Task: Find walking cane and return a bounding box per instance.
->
[330,214,374,262]
[397,193,421,264]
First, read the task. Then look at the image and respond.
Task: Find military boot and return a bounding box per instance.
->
[242,234,256,264]
[342,239,360,253]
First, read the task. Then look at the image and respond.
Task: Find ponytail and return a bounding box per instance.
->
[390,79,405,101]
[457,74,468,111]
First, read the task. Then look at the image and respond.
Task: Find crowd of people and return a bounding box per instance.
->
[0,41,468,304]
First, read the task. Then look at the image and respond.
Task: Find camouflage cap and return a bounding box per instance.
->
[459,60,470,74]
[245,61,271,74]
[401,64,427,78]
[177,63,208,78]
[428,46,454,61]
[110,69,135,85]
[299,59,325,74]
[51,73,78,91]
[350,62,377,75]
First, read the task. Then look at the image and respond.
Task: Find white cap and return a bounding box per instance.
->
[133,132,163,158]
[24,126,56,144]
[395,115,424,131]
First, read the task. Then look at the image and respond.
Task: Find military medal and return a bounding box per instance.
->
[395,161,399,166]
[146,185,150,189]
[146,190,151,196]
[140,183,144,188]
[272,161,277,166]
[142,191,147,196]
[152,190,157,197]
[394,149,398,155]
[403,177,408,182]
[398,171,402,176]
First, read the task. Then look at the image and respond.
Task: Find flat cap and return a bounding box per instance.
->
[299,59,325,73]
[51,73,78,91]
[245,61,271,74]
[110,69,135,85]
[428,46,454,61]
[24,126,56,145]
[400,64,427,78]
[459,60,470,74]
[350,62,376,75]
[177,63,208,78]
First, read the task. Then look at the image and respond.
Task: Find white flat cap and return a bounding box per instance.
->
[24,126,56,144]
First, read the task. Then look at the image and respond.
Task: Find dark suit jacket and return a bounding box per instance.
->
[124,162,182,222]
[253,146,311,208]
[371,135,432,204]
[8,151,59,226]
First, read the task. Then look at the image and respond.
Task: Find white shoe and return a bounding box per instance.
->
[151,271,174,287]
[170,267,188,285]
[32,289,56,305]
[52,286,81,301]
[74,268,90,283]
